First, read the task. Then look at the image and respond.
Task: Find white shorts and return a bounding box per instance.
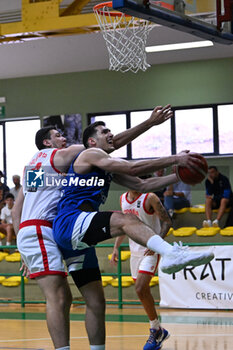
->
[17,220,66,279]
[130,253,160,280]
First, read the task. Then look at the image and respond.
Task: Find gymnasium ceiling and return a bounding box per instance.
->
[0,0,232,79]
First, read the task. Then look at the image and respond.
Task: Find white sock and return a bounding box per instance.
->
[6,242,11,246]
[147,235,173,256]
[90,346,105,350]
[55,347,70,350]
[0,241,2,246]
[150,318,161,330]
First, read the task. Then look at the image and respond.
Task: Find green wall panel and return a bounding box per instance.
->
[0,58,232,119]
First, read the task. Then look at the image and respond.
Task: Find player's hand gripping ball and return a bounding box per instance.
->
[175,154,208,185]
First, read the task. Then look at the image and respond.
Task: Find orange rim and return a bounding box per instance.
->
[93,1,131,17]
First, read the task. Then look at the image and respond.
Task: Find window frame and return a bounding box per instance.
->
[87,101,233,159]
[173,104,216,156]
[216,103,233,155]
[0,116,40,185]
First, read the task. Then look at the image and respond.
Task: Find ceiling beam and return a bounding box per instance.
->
[0,0,98,43]
[60,0,92,16]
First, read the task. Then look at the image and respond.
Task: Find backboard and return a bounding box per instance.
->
[112,0,233,44]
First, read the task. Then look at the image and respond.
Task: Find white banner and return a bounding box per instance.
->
[159,245,233,309]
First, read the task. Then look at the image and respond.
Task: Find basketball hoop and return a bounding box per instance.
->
[93,1,153,73]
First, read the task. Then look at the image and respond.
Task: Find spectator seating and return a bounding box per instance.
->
[173,227,196,237]
[189,205,205,213]
[5,252,21,262]
[149,276,159,287]
[174,207,189,214]
[167,227,173,235]
[2,280,20,287]
[196,227,220,236]
[1,276,28,287]
[175,204,231,215]
[0,252,9,261]
[172,204,230,229]
[220,227,233,236]
[0,232,6,240]
[0,276,6,283]
[101,276,114,287]
[111,276,134,287]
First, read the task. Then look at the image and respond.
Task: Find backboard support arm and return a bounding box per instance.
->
[113,0,233,44]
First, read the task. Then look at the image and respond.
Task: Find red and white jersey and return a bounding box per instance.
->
[21,148,62,223]
[120,192,161,255]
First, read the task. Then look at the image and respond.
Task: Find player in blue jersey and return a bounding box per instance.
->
[13,105,176,350]
[53,121,214,350]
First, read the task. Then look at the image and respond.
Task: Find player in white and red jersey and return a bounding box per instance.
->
[111,190,172,350]
[12,105,174,350]
[18,147,66,278]
[13,128,79,350]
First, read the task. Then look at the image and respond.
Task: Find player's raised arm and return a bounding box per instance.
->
[112,105,173,149]
[76,146,202,177]
[54,105,172,170]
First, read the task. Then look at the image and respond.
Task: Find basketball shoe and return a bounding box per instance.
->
[143,327,170,350]
[160,241,214,274]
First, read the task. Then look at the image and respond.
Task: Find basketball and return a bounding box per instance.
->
[176,154,208,185]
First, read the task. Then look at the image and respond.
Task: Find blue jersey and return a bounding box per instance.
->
[57,153,112,212]
[54,153,112,252]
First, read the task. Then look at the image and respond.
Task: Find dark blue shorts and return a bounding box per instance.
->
[60,245,99,274]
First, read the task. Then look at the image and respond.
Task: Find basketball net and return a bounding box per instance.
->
[94,2,153,73]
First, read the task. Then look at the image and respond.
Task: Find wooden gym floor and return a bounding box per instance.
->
[0,305,232,349]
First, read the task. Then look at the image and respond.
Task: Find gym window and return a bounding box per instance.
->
[89,102,233,159]
[0,117,40,187]
[218,104,233,154]
[175,107,213,154]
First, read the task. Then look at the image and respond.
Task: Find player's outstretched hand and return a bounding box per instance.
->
[176,151,204,172]
[149,104,173,126]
